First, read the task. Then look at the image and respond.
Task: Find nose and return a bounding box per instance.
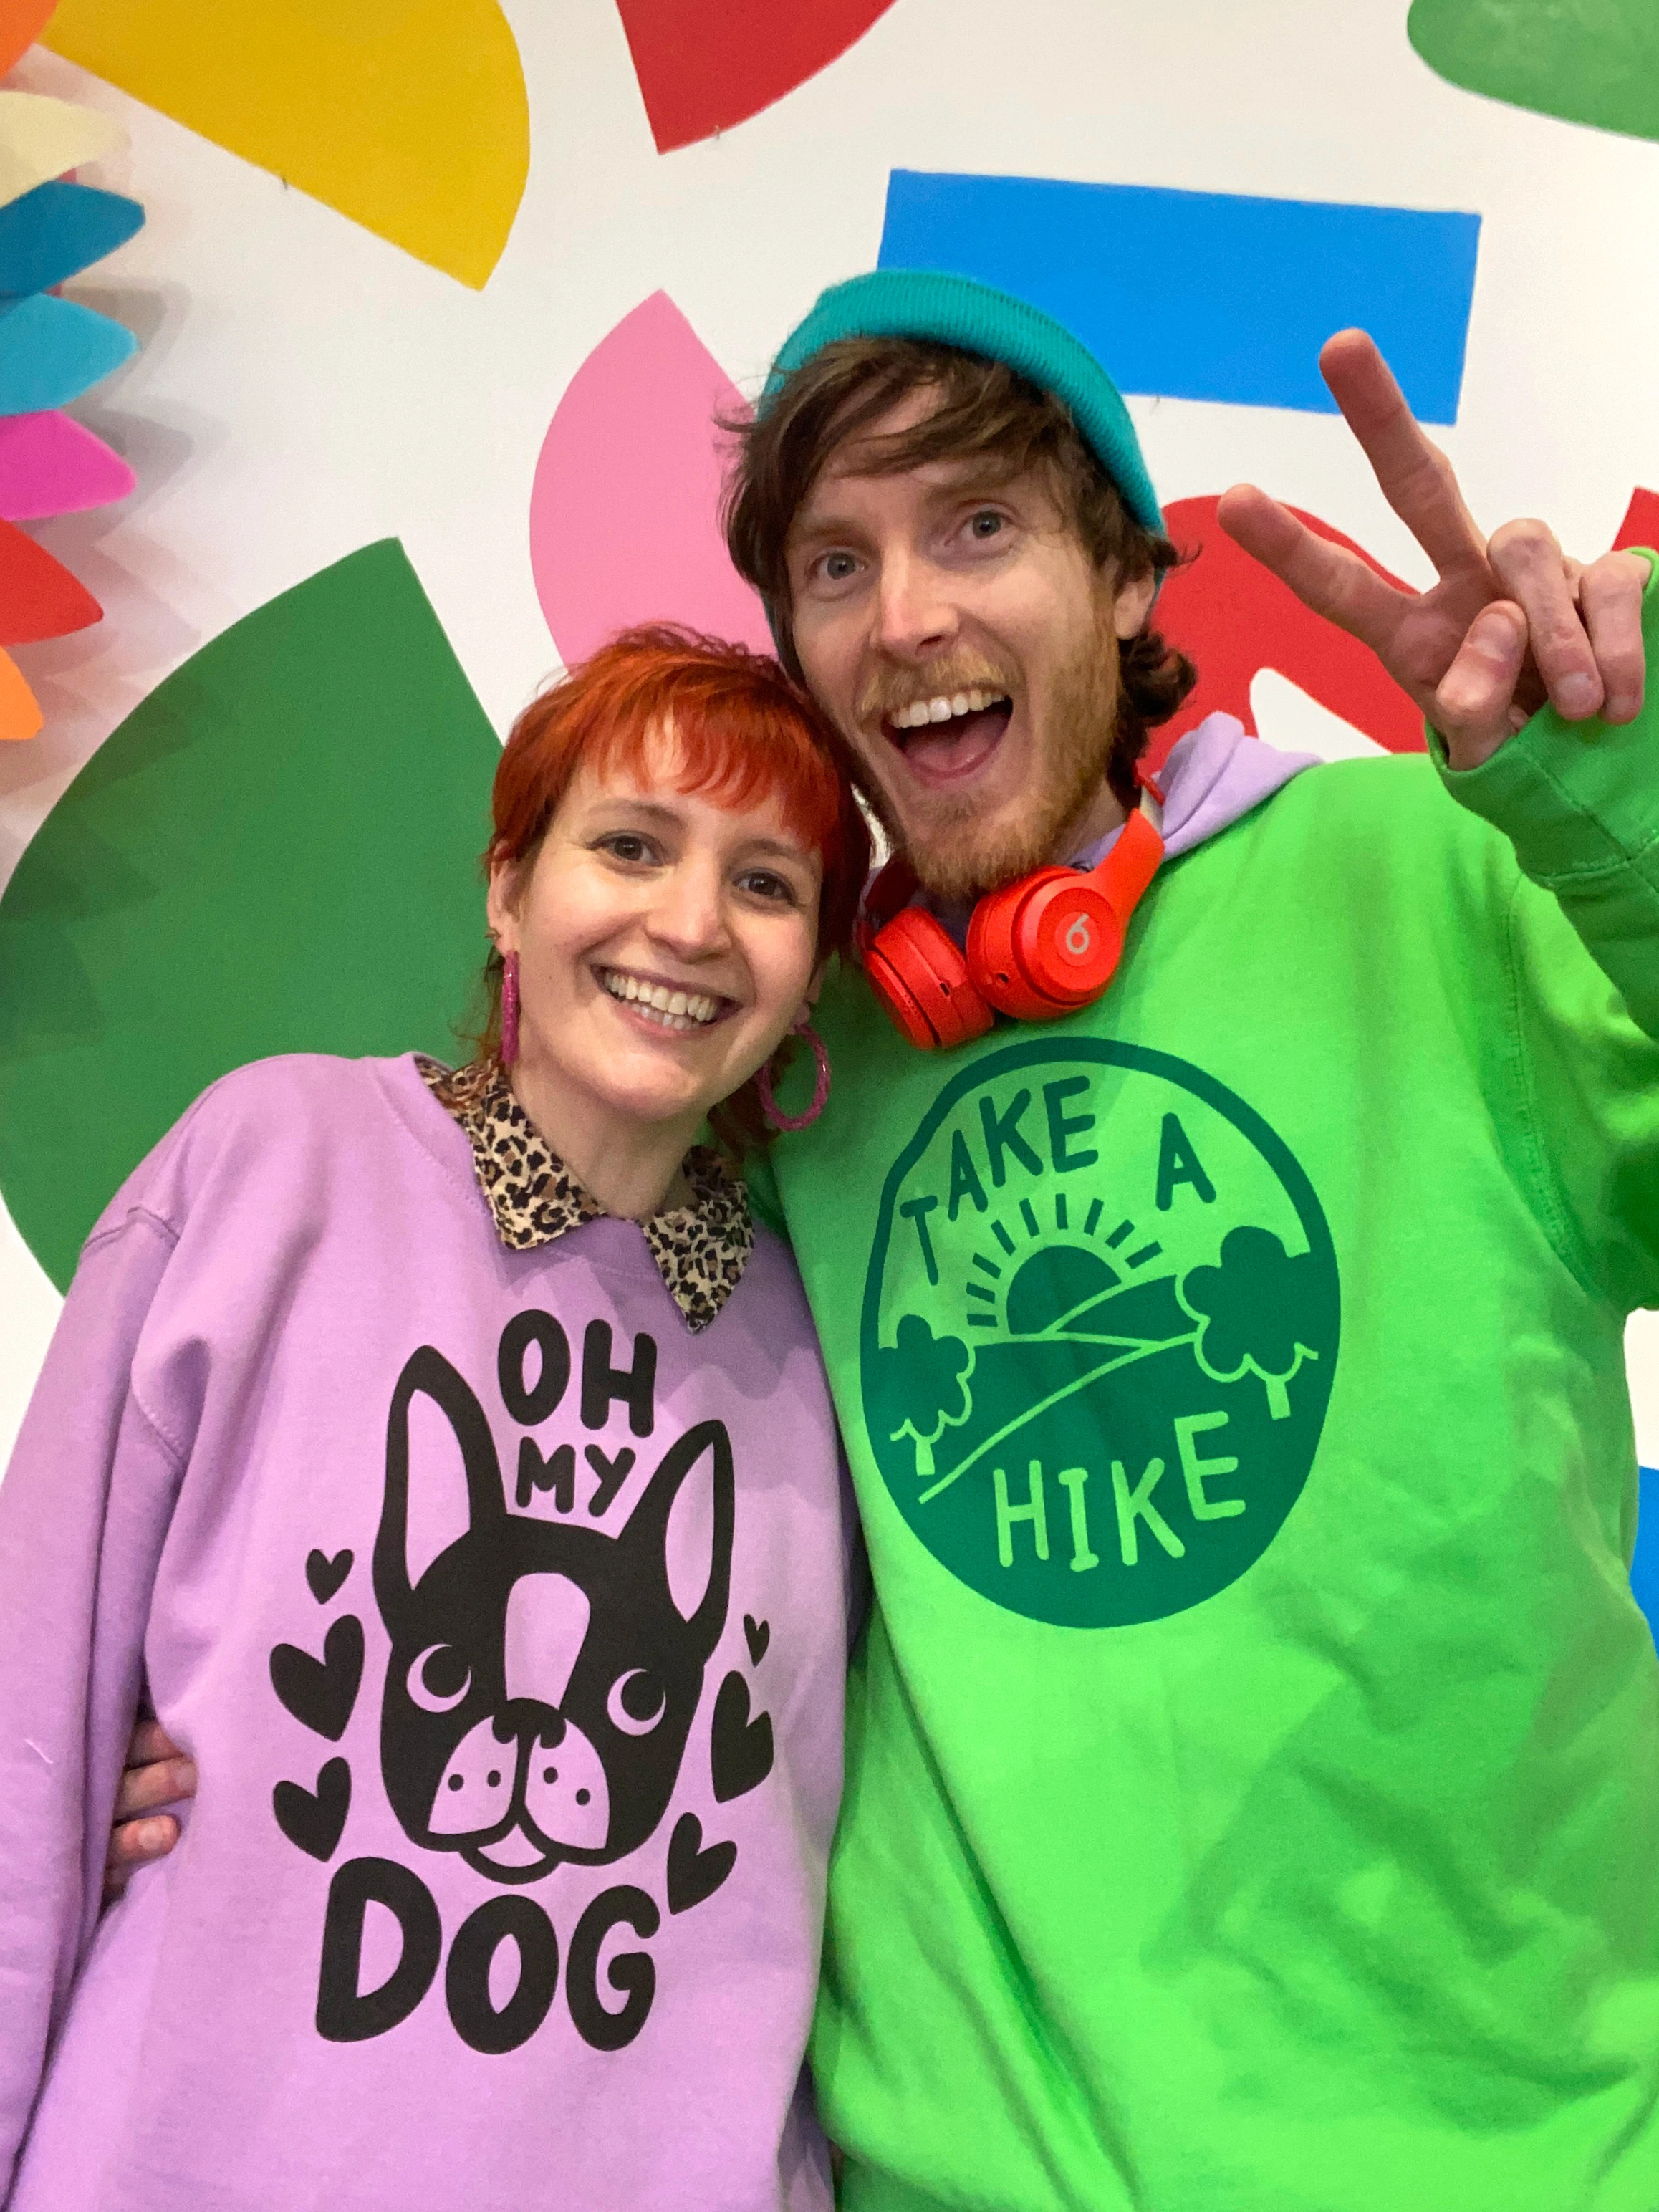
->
[646,852,732,961]
[875,547,958,664]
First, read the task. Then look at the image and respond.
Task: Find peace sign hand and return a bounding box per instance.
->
[1216,330,1648,770]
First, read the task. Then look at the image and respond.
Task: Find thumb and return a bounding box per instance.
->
[1431,602,1529,770]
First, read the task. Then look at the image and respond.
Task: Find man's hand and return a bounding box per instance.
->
[105,1718,195,1901]
[1217,330,1648,770]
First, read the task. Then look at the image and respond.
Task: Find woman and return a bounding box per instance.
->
[0,627,870,2212]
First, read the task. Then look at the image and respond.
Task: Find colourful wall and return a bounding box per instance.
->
[0,0,1655,1550]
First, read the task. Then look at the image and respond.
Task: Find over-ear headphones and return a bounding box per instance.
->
[857,782,1165,1050]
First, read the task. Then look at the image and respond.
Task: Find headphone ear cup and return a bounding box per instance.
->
[967,870,1104,1019]
[864,908,994,1050]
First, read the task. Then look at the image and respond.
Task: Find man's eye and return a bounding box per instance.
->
[968,511,1004,540]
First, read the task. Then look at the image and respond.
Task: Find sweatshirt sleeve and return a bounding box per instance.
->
[0,1207,186,2200]
[1431,549,1659,1041]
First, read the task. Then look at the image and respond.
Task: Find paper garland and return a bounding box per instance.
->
[0,48,145,734]
[0,87,120,208]
[0,178,144,294]
[0,408,133,516]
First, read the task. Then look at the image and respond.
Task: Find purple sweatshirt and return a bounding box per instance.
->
[0,1054,853,2211]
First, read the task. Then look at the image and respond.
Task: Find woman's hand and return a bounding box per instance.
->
[105,1718,196,1901]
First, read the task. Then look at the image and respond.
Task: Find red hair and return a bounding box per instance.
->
[473,625,871,1150]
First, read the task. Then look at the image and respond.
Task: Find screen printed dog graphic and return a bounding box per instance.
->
[374,1345,734,1886]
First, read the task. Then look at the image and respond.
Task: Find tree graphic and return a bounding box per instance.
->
[1179,1226,1322,1420]
[869,1313,973,1479]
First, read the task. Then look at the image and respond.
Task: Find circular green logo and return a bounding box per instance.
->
[859,1040,1340,1627]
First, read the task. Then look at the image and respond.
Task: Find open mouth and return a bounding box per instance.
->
[597,966,733,1034]
[883,687,1014,786]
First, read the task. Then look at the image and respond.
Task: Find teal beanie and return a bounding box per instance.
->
[761,268,1164,538]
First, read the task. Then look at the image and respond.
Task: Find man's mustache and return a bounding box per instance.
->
[854,656,1017,726]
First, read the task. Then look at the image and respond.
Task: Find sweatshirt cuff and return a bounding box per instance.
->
[1428,549,1659,893]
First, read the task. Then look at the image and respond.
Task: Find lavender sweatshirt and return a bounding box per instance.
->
[0,1054,852,2211]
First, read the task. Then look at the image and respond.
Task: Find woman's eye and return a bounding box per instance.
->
[600,833,653,864]
[816,550,859,584]
[737,870,797,904]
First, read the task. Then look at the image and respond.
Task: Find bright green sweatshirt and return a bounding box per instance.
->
[759,574,1659,2211]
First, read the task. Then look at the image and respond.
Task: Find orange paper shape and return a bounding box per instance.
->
[0,1,57,76]
[0,640,40,736]
[0,513,100,642]
[44,0,529,289]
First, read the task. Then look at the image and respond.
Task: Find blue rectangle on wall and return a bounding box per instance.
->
[877,170,1481,423]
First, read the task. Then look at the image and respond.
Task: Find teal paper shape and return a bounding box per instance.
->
[0,292,137,415]
[0,182,145,298]
[0,539,502,1289]
[1408,0,1659,142]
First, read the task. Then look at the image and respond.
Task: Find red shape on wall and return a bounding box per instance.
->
[1149,494,1426,768]
[615,0,899,152]
[0,514,102,644]
[1612,486,1659,551]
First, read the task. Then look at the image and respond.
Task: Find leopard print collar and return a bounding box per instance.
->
[416,1056,754,1333]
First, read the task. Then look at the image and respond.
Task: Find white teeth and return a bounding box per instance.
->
[599,969,721,1030]
[890,689,1010,731]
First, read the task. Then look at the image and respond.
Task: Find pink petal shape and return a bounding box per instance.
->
[530,291,771,667]
[0,410,135,521]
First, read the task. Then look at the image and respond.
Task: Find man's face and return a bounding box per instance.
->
[784,390,1157,899]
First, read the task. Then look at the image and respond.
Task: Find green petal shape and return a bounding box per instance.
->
[1408,0,1659,142]
[0,539,500,1289]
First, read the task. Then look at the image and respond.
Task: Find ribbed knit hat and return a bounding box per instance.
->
[762,267,1163,537]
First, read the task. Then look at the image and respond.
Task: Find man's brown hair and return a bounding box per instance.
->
[722,337,1196,805]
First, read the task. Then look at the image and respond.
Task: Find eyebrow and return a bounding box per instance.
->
[592,799,812,866]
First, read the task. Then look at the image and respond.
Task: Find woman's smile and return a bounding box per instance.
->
[594,963,736,1036]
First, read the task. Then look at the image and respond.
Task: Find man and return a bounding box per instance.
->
[120,270,1659,2206]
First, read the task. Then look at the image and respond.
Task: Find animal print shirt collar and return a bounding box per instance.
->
[415,1055,754,1333]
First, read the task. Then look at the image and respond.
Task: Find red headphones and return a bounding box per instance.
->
[857,781,1165,1049]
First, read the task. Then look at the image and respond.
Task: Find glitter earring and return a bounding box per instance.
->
[500,950,521,1069]
[757,1017,830,1133]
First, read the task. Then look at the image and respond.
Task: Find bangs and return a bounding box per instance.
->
[581,663,843,860]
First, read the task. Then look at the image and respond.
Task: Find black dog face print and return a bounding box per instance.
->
[268,1310,775,2055]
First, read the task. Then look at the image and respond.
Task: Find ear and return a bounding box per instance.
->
[1110,567,1158,640]
[375,1346,506,1625]
[630,1419,734,1648]
[486,855,526,955]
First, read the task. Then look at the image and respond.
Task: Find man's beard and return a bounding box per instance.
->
[860,612,1124,902]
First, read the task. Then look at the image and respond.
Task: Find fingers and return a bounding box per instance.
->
[1432,601,1529,769]
[104,1812,180,1900]
[1217,483,1405,655]
[112,1748,197,1823]
[1487,519,1606,719]
[126,1717,186,1768]
[1578,549,1648,723]
[1319,330,1488,582]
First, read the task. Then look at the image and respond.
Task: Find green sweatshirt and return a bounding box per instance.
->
[758,572,1659,2211]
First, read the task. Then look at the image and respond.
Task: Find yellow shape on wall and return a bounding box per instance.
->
[43,0,529,289]
[0,91,123,211]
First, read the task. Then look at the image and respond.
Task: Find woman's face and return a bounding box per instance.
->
[487,731,824,1138]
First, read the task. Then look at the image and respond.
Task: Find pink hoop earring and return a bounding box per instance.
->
[500,950,521,1069]
[757,1019,830,1133]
